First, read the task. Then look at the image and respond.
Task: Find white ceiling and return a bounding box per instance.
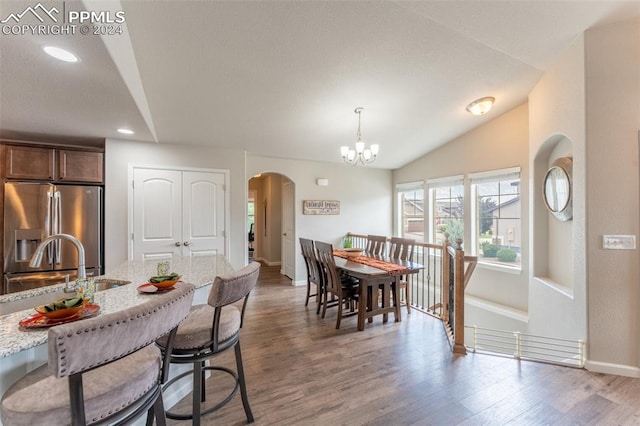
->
[1,1,638,169]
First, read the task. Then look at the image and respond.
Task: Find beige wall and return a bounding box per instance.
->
[247,155,393,284]
[584,18,640,374]
[105,140,393,287]
[394,103,530,317]
[528,36,586,341]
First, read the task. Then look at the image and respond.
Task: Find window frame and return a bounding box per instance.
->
[396,181,425,241]
[427,175,464,246]
[469,167,522,271]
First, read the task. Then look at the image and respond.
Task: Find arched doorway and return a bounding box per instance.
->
[247,173,295,281]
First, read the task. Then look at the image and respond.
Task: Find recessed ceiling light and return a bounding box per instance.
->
[466,96,495,116]
[117,128,135,135]
[43,46,79,63]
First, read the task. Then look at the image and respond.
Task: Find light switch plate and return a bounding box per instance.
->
[602,235,636,250]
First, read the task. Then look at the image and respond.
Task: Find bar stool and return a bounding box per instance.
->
[0,283,195,426]
[156,262,261,425]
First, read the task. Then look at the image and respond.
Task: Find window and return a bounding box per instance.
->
[428,176,464,246]
[397,181,424,240]
[470,168,521,268]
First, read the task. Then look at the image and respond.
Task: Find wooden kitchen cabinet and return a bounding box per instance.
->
[2,145,55,180]
[57,150,104,183]
[1,142,105,184]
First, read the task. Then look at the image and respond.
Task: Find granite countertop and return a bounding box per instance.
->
[0,255,234,359]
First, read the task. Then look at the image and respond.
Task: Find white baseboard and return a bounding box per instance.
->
[585,360,640,378]
[293,279,306,287]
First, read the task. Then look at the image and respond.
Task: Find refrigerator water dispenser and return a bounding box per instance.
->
[14,229,42,262]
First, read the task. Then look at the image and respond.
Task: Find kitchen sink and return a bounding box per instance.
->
[93,278,132,291]
[0,278,133,316]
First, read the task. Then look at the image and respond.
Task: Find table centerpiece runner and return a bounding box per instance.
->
[333,250,410,274]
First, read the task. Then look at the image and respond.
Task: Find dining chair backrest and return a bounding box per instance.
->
[315,241,342,297]
[389,237,416,261]
[366,235,388,256]
[300,237,322,287]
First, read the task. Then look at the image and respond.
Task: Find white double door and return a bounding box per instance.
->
[132,167,227,261]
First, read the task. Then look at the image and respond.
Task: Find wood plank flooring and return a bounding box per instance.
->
[166,263,640,425]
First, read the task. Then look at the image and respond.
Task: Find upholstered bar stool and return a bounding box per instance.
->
[1,282,195,426]
[156,262,261,425]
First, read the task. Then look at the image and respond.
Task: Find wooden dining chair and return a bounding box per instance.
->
[315,241,359,329]
[389,237,416,314]
[366,235,388,256]
[300,237,323,314]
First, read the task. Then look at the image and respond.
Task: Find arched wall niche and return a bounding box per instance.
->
[533,133,574,294]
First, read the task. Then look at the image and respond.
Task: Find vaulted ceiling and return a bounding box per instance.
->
[1,1,638,169]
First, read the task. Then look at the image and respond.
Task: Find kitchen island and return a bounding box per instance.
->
[0,254,235,417]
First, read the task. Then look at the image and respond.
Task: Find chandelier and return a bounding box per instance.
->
[340,107,379,166]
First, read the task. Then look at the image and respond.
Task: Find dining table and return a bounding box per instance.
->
[333,251,424,331]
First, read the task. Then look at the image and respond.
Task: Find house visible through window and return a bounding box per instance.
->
[470,167,521,268]
[396,181,424,240]
[428,176,464,247]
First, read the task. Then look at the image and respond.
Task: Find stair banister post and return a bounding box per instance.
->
[452,238,467,354]
[441,233,451,322]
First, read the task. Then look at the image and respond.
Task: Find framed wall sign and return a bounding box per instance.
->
[303,200,340,215]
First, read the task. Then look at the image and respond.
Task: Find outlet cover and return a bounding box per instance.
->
[602,235,636,250]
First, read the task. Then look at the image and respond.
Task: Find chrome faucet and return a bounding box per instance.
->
[29,233,86,293]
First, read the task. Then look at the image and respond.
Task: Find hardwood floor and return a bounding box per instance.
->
[167,263,640,425]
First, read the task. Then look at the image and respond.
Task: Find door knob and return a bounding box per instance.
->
[183,241,191,246]
[174,242,182,247]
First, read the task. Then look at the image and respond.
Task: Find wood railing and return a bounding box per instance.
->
[346,233,477,354]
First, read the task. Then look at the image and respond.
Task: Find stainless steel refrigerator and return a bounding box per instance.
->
[3,182,102,294]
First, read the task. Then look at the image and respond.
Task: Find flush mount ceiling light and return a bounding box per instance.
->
[43,46,79,63]
[340,107,379,166]
[117,128,134,135]
[466,96,495,116]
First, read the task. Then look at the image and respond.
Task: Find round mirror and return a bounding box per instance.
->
[543,157,573,221]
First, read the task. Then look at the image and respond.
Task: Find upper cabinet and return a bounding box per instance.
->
[1,142,104,184]
[58,150,104,183]
[3,145,55,180]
